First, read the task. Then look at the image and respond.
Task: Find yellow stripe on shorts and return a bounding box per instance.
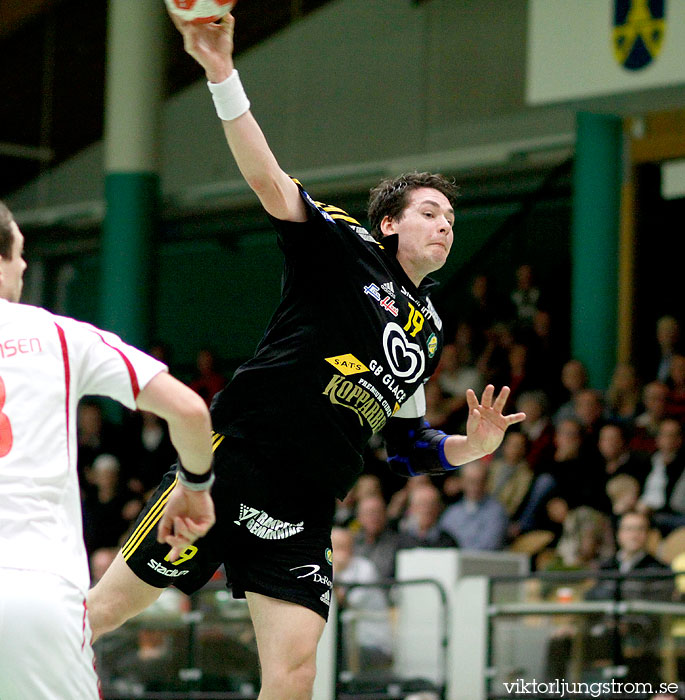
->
[212,431,225,451]
[121,475,178,561]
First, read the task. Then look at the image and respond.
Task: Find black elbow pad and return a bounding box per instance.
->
[383,417,455,477]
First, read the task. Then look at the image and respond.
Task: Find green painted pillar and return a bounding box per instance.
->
[571,112,623,390]
[101,0,166,347]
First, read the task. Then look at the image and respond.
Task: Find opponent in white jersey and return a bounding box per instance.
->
[0,201,216,700]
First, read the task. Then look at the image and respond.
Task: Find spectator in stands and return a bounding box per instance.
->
[81,454,142,557]
[638,418,685,533]
[514,419,587,536]
[424,378,456,432]
[439,460,508,550]
[573,388,606,452]
[189,347,227,407]
[477,321,515,387]
[147,341,173,367]
[606,363,642,425]
[89,547,119,585]
[666,354,685,421]
[124,411,178,496]
[462,274,502,355]
[334,474,384,529]
[440,471,463,505]
[597,422,648,486]
[517,390,555,472]
[331,527,393,670]
[510,263,541,331]
[431,343,485,432]
[546,505,614,571]
[606,474,641,527]
[77,400,124,482]
[354,495,400,580]
[585,511,672,684]
[453,320,476,365]
[552,359,589,425]
[387,474,433,523]
[502,342,538,406]
[486,431,533,519]
[526,309,562,390]
[397,484,456,549]
[654,315,681,383]
[631,381,669,455]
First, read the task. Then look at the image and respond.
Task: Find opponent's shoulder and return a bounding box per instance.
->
[0,300,61,331]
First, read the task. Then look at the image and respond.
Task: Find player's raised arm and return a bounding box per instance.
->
[168,12,306,222]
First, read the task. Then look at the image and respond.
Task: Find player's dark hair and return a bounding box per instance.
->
[367,172,460,240]
[0,200,15,259]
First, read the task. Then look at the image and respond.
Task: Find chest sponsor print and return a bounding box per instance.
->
[322,374,389,433]
[325,353,369,376]
[383,323,425,384]
[364,283,399,317]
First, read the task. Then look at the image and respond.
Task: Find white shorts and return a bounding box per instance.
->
[0,568,101,700]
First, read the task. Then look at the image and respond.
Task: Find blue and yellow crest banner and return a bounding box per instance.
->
[613,0,666,70]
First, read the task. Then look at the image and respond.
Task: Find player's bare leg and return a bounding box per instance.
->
[246,591,325,700]
[87,551,163,642]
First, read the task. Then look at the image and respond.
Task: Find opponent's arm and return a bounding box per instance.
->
[135,372,216,560]
[169,12,306,223]
[385,384,526,477]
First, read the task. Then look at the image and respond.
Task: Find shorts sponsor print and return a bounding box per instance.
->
[234,504,305,540]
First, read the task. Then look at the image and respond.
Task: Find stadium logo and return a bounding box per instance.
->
[147,559,190,577]
[613,0,666,71]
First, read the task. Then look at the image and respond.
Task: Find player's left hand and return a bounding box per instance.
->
[464,384,526,455]
[157,485,216,562]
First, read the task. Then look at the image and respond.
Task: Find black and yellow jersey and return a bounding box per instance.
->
[210,182,443,498]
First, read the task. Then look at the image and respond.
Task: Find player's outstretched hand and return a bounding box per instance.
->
[465,384,526,455]
[168,10,235,83]
[157,484,216,562]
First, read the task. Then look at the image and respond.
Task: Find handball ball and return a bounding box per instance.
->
[165,0,236,24]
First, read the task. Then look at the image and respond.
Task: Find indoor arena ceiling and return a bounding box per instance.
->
[0,0,333,199]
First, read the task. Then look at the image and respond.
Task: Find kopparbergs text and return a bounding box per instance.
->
[502,678,679,698]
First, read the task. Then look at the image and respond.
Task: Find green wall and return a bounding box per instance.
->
[62,194,571,372]
[65,229,284,371]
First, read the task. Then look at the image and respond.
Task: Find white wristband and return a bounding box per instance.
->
[207,70,251,121]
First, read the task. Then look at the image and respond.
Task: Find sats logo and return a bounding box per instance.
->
[325,354,369,376]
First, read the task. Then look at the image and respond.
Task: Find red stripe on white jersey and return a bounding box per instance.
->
[81,597,88,651]
[54,323,71,464]
[92,331,141,398]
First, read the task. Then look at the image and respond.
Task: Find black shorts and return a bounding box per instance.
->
[122,436,336,620]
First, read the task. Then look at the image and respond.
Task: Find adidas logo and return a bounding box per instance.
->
[381,282,395,298]
[320,589,331,606]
